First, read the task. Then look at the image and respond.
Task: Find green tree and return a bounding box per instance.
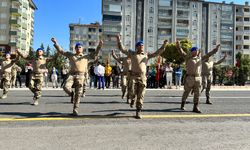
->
[46,45,51,57]
[161,39,192,64]
[40,43,44,50]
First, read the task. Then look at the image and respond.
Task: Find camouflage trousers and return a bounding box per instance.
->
[121,74,131,100]
[0,72,12,94]
[10,72,17,88]
[130,75,147,110]
[202,75,212,99]
[182,76,201,104]
[29,73,44,99]
[63,74,85,110]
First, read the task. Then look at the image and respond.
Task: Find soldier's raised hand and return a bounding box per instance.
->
[176,40,181,48]
[111,49,115,55]
[51,37,57,44]
[224,53,227,58]
[116,34,121,41]
[163,40,168,45]
[216,44,221,50]
[99,40,103,46]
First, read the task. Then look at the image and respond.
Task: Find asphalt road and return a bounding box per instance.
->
[0,88,250,150]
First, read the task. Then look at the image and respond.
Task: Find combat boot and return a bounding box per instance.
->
[31,97,39,106]
[193,103,201,113]
[72,109,78,116]
[130,100,135,108]
[206,98,213,105]
[70,91,74,103]
[180,101,185,110]
[135,109,142,119]
[1,93,7,99]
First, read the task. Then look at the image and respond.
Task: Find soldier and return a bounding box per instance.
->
[112,50,131,104]
[0,52,19,99]
[176,40,220,113]
[51,38,103,116]
[17,48,53,105]
[10,63,18,88]
[202,53,227,104]
[116,35,168,119]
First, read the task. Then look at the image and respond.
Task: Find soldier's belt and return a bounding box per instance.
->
[130,72,145,77]
[186,74,200,77]
[70,72,85,76]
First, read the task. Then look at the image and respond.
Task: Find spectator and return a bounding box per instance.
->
[175,64,182,89]
[105,62,112,88]
[51,67,59,88]
[165,62,173,89]
[112,62,121,88]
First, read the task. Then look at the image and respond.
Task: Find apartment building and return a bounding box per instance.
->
[235,2,250,59]
[69,22,102,55]
[102,0,250,66]
[0,0,37,55]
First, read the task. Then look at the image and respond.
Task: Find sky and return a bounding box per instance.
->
[33,0,247,50]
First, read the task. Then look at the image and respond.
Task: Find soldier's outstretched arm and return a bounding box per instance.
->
[116,35,129,55]
[51,37,70,57]
[148,40,168,59]
[111,50,122,64]
[202,44,220,60]
[89,40,103,60]
[214,53,227,66]
[16,49,29,60]
[176,40,187,57]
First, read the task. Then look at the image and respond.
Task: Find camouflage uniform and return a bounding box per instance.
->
[202,56,226,104]
[117,40,168,118]
[177,43,220,113]
[112,52,131,103]
[53,42,101,115]
[0,58,18,98]
[17,50,52,105]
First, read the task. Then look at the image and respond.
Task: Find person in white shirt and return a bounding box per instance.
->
[165,62,173,89]
[51,67,59,88]
[96,62,105,89]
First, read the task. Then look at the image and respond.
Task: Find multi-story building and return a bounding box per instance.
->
[235,2,250,60]
[69,22,102,55]
[0,0,37,55]
[102,0,122,63]
[102,0,250,66]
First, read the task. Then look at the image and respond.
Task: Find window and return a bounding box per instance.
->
[159,0,172,7]
[244,36,249,40]
[244,17,250,21]
[1,2,7,7]
[149,0,154,4]
[0,35,6,41]
[244,45,249,49]
[103,15,122,21]
[0,13,7,18]
[110,4,121,12]
[0,24,7,29]
[149,7,154,13]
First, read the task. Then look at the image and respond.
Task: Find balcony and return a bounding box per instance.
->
[22,13,28,19]
[12,0,21,5]
[236,40,243,45]
[9,42,17,46]
[22,23,27,29]
[236,21,244,26]
[9,19,21,27]
[10,8,21,16]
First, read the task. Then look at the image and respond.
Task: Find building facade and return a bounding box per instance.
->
[102,0,250,66]
[69,22,102,55]
[0,0,37,55]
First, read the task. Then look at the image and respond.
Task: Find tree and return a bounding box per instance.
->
[40,43,44,50]
[46,45,51,57]
[161,39,192,64]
